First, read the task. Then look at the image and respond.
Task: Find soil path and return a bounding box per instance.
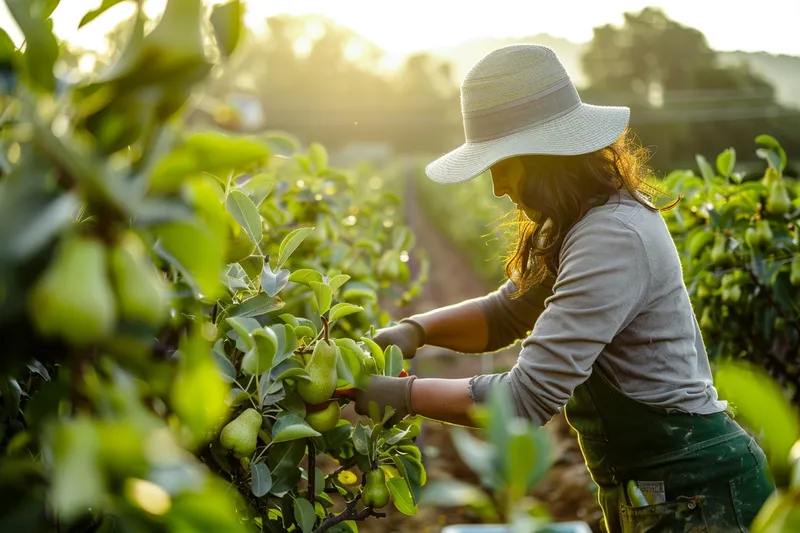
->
[360,162,604,533]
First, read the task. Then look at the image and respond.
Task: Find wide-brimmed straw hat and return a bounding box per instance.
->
[425,44,630,184]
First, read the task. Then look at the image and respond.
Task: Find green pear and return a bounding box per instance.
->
[109,232,171,327]
[766,180,792,215]
[296,340,338,405]
[362,469,390,509]
[220,408,262,458]
[305,401,341,433]
[757,220,774,242]
[699,308,713,330]
[710,234,730,266]
[28,235,117,345]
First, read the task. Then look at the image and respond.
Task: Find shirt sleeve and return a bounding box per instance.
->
[469,215,650,426]
[471,276,555,352]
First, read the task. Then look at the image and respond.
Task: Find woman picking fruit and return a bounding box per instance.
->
[353,44,775,532]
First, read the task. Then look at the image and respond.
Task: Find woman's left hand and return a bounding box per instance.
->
[354,375,417,425]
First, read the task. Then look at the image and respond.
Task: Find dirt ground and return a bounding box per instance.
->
[358,165,604,532]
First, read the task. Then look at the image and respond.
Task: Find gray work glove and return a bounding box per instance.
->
[373,318,426,360]
[354,374,417,426]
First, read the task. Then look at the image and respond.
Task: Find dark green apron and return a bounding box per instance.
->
[563,365,776,533]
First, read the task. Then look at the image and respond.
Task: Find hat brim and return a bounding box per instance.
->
[425,103,631,184]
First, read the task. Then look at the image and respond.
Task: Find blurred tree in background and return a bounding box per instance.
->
[579,7,800,171]
[84,6,798,172]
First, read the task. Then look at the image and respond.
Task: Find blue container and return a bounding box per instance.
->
[441,522,592,533]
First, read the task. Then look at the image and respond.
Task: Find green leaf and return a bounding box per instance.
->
[341,282,378,302]
[262,264,290,297]
[309,281,332,315]
[185,132,270,175]
[756,148,784,173]
[79,0,127,27]
[392,454,425,502]
[385,427,411,447]
[212,339,237,383]
[308,142,328,173]
[278,227,314,268]
[0,192,79,264]
[486,384,515,466]
[288,269,324,286]
[450,427,497,489]
[386,477,417,515]
[1,379,21,418]
[353,422,369,456]
[329,303,363,322]
[227,294,284,319]
[267,440,306,476]
[384,346,403,377]
[695,154,715,185]
[392,226,414,251]
[716,148,736,178]
[210,0,243,57]
[420,479,490,508]
[504,421,537,499]
[328,274,350,293]
[335,348,356,387]
[271,414,321,443]
[755,134,787,170]
[153,219,225,301]
[251,461,272,497]
[334,339,365,386]
[226,190,262,245]
[6,0,60,92]
[293,497,317,533]
[27,360,51,381]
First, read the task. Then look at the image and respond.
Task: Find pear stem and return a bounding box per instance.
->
[321,316,330,343]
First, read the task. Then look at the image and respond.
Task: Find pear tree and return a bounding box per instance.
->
[0,1,427,532]
[662,138,800,396]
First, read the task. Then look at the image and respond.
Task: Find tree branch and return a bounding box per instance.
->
[312,496,385,533]
[308,439,316,507]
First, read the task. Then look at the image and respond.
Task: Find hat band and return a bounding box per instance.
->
[463,81,582,143]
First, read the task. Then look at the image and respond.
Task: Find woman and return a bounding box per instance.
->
[354,44,775,532]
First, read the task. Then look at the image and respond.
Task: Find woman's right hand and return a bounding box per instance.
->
[372,319,426,360]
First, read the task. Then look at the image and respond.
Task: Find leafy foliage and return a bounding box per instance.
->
[663,136,800,400]
[0,1,426,532]
[420,384,555,528]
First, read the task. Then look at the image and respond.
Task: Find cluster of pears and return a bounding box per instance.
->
[28,231,172,346]
[296,339,342,433]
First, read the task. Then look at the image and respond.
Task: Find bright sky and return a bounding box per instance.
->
[2,0,798,61]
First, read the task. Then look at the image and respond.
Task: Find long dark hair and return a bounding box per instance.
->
[502,127,679,298]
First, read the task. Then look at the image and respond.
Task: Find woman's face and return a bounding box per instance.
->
[490,157,538,220]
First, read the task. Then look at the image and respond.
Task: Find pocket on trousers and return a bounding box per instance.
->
[730,440,776,531]
[619,496,708,533]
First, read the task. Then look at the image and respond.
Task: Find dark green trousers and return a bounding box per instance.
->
[563,366,776,533]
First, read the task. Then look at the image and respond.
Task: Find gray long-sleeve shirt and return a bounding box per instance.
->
[469,190,727,426]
